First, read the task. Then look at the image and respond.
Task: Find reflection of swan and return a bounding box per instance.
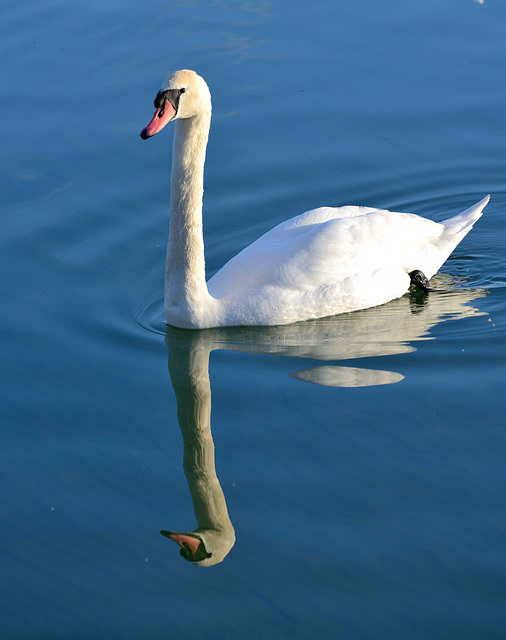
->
[162,285,485,565]
[162,338,235,566]
[166,281,486,386]
[140,68,489,329]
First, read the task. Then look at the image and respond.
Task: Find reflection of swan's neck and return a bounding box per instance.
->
[165,113,215,326]
[174,349,227,532]
[168,344,235,566]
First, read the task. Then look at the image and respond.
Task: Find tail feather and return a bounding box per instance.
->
[441,194,490,238]
[429,195,489,277]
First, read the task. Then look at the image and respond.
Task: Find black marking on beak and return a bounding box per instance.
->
[154,88,185,115]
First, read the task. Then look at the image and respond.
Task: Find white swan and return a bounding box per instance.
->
[141,69,489,330]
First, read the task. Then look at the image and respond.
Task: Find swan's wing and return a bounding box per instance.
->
[208,206,444,299]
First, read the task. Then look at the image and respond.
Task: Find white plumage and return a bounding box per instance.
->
[141,70,489,329]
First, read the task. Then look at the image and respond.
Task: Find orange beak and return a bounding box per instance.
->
[140,100,177,139]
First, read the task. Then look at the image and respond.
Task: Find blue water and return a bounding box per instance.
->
[2,0,506,638]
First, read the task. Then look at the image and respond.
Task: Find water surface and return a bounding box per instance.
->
[1,0,506,638]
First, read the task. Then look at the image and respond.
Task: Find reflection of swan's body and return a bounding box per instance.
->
[162,285,485,565]
[162,339,235,566]
[141,69,489,330]
[166,279,486,368]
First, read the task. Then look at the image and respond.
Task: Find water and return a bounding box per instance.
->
[1,0,506,637]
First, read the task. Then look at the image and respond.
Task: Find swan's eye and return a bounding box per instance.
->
[180,87,186,94]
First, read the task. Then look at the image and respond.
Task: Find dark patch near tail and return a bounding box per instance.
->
[409,270,430,292]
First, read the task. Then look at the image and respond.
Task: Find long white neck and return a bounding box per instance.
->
[165,110,214,327]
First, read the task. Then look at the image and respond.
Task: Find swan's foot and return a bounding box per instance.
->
[408,270,430,292]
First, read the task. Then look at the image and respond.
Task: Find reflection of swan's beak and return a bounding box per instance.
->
[160,530,202,554]
[160,530,215,564]
[161,526,235,566]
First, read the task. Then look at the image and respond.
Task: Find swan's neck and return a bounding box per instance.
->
[165,111,214,326]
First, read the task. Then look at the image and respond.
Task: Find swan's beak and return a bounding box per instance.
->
[140,100,176,139]
[160,530,202,555]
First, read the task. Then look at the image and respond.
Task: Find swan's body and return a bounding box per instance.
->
[141,69,489,330]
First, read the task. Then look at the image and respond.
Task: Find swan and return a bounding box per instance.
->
[140,69,489,329]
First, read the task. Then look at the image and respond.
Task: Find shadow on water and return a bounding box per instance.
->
[160,282,486,566]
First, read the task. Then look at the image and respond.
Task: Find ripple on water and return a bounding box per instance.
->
[132,296,166,337]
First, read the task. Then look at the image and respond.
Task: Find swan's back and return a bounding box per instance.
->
[207,198,488,326]
[209,205,441,298]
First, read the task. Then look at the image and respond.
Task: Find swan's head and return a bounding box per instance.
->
[160,527,235,567]
[140,69,211,140]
